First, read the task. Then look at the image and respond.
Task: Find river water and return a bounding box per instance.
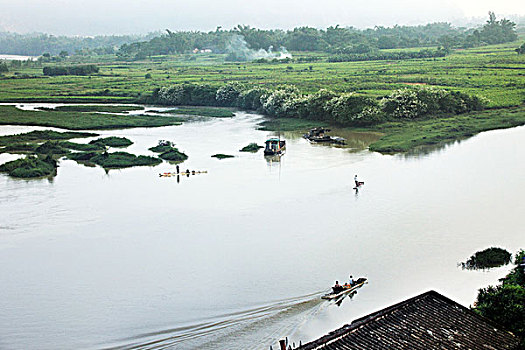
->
[0,106,524,349]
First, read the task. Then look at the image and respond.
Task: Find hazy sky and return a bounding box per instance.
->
[0,0,524,35]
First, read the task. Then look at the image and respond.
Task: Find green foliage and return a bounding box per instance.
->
[149,140,175,153]
[328,48,448,62]
[57,141,103,151]
[70,151,161,168]
[159,149,188,162]
[0,130,97,146]
[53,105,143,113]
[154,84,217,106]
[0,155,57,178]
[163,106,234,117]
[237,88,270,110]
[216,82,243,106]
[89,136,133,148]
[34,141,69,155]
[368,106,525,153]
[461,247,512,269]
[474,249,525,346]
[480,12,518,45]
[239,143,263,152]
[43,64,99,76]
[516,43,525,55]
[325,93,380,125]
[211,154,234,159]
[0,106,182,130]
[148,140,188,162]
[0,143,37,153]
[0,62,8,73]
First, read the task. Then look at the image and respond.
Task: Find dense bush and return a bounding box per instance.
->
[328,48,448,62]
[0,155,57,178]
[43,64,99,76]
[35,141,69,155]
[474,250,525,347]
[0,62,8,73]
[154,84,217,106]
[89,136,133,148]
[216,83,243,107]
[461,247,512,269]
[325,93,380,125]
[237,88,269,110]
[147,83,485,127]
[149,140,175,153]
[88,151,161,168]
[159,149,188,162]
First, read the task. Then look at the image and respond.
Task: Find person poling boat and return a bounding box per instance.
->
[353,174,364,189]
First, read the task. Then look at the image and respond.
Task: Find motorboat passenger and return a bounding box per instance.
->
[332,281,344,294]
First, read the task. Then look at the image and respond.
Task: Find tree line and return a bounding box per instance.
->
[0,32,158,56]
[43,65,99,76]
[141,83,485,127]
[117,13,517,60]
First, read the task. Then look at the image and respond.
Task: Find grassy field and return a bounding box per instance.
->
[0,42,524,154]
[0,42,523,108]
[0,105,182,129]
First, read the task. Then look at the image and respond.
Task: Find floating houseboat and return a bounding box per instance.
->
[264,138,286,155]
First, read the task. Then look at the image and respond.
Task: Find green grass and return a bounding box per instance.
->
[158,149,188,162]
[68,151,161,169]
[52,105,144,113]
[461,247,512,270]
[239,143,263,152]
[0,155,57,178]
[1,42,523,108]
[156,106,235,117]
[0,130,97,146]
[0,105,182,130]
[367,106,525,153]
[258,118,327,132]
[211,153,234,159]
[89,136,133,147]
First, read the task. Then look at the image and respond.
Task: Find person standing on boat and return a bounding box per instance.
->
[176,165,180,174]
[349,275,355,286]
[354,175,359,187]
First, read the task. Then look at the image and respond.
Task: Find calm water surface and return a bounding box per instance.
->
[0,106,524,349]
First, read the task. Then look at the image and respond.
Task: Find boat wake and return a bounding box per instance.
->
[103,291,327,350]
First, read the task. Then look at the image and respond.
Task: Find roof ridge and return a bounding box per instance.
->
[296,290,518,350]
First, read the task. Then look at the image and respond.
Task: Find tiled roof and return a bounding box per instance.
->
[297,290,519,350]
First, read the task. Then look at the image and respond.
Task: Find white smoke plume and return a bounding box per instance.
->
[225,35,292,62]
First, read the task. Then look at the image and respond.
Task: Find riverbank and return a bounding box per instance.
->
[260,106,525,153]
[0,105,182,129]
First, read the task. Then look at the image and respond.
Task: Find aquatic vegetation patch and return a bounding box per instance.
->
[34,141,70,155]
[89,136,133,148]
[69,151,161,169]
[57,141,104,151]
[211,154,235,159]
[53,105,143,113]
[0,155,57,178]
[159,149,188,162]
[0,143,38,153]
[149,140,175,153]
[239,143,263,152]
[0,106,182,130]
[461,247,512,270]
[0,130,97,147]
[156,106,234,118]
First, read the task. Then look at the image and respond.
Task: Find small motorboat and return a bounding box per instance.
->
[321,277,367,300]
[304,127,346,145]
[264,138,286,156]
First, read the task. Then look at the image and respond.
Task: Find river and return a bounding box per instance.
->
[0,106,523,349]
